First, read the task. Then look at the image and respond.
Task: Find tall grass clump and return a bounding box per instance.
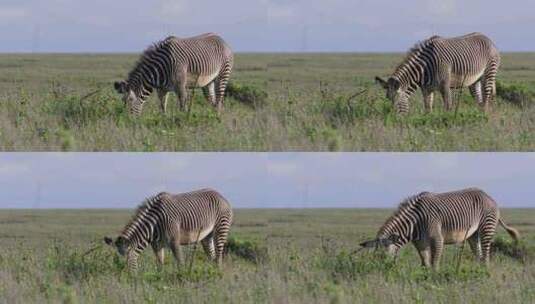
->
[226,236,269,264]
[226,81,268,108]
[496,80,535,107]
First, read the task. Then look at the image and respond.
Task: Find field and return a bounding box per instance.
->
[0,209,534,303]
[1,53,535,151]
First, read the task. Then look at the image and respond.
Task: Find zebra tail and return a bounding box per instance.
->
[499,218,520,243]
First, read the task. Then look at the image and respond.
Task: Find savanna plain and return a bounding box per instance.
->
[1,53,535,151]
[0,209,534,303]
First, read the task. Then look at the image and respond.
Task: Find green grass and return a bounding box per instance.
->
[0,208,534,303]
[1,53,535,151]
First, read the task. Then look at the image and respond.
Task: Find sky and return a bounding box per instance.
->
[0,153,534,209]
[0,0,534,52]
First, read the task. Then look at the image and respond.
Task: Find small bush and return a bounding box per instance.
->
[42,89,126,127]
[315,249,396,281]
[226,82,268,108]
[492,236,535,263]
[226,236,269,264]
[45,242,124,283]
[496,81,535,107]
[319,92,389,126]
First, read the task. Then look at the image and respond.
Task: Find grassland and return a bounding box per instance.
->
[0,208,533,303]
[1,53,535,151]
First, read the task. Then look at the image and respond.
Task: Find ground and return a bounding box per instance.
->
[1,53,534,151]
[0,208,533,303]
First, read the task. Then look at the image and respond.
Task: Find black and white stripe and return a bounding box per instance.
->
[360,188,519,269]
[114,33,234,116]
[375,32,501,114]
[105,188,233,271]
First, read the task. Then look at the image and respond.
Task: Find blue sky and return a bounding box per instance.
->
[1,0,534,52]
[0,153,533,209]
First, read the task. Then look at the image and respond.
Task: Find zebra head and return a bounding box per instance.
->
[375,76,409,114]
[359,234,401,255]
[113,81,145,116]
[104,235,130,256]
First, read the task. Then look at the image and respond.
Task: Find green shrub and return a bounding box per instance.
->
[226,82,268,108]
[496,81,535,107]
[45,242,124,283]
[42,89,126,127]
[319,92,389,126]
[226,236,269,264]
[492,236,535,263]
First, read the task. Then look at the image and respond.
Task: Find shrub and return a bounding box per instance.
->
[496,81,535,107]
[42,89,126,127]
[226,82,268,108]
[492,235,535,263]
[45,242,124,283]
[226,236,269,264]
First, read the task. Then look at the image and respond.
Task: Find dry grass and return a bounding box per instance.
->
[0,208,533,303]
[1,53,535,151]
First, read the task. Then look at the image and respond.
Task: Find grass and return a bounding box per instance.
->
[1,53,535,151]
[0,208,534,303]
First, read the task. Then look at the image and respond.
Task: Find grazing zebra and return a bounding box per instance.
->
[114,33,234,115]
[104,189,233,271]
[375,33,500,114]
[360,188,519,269]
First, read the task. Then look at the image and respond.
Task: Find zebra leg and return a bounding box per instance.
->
[422,89,434,113]
[480,215,498,266]
[152,244,165,268]
[215,59,233,113]
[469,81,483,106]
[176,83,188,112]
[482,61,499,111]
[439,81,452,111]
[468,233,483,262]
[170,240,183,267]
[157,90,168,114]
[201,233,216,261]
[214,223,231,266]
[429,227,444,270]
[126,251,139,272]
[413,241,431,267]
[202,81,216,106]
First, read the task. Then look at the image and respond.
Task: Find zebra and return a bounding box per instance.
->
[375,32,500,114]
[104,189,233,271]
[114,33,234,116]
[359,188,519,269]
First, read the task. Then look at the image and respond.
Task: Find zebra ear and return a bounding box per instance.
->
[388,78,401,91]
[375,77,388,89]
[104,236,114,246]
[114,81,127,94]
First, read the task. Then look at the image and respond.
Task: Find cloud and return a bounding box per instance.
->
[265,160,298,177]
[425,0,458,18]
[158,0,188,23]
[0,6,28,22]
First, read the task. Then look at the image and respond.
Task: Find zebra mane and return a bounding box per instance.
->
[126,37,175,83]
[377,191,429,237]
[396,191,429,211]
[120,193,165,237]
[392,36,440,77]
